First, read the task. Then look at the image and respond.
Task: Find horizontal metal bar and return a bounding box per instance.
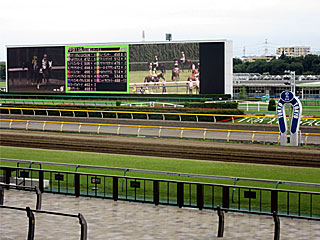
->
[0,183,35,191]
[0,205,78,218]
[217,207,320,221]
[1,158,320,189]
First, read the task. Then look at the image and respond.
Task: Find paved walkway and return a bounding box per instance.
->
[0,189,319,239]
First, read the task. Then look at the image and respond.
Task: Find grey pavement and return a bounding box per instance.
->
[0,189,320,239]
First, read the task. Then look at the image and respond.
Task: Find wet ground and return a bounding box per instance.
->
[1,189,319,239]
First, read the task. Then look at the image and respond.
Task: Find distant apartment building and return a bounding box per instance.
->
[242,55,274,63]
[276,46,311,57]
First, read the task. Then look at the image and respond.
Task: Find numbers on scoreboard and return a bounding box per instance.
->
[66,46,128,92]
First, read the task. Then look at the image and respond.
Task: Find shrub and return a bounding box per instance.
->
[268,99,276,111]
[200,97,207,103]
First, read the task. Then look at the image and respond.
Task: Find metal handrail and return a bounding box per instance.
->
[1,158,319,189]
[0,205,87,240]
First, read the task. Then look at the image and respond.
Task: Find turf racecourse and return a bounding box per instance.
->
[1,146,319,193]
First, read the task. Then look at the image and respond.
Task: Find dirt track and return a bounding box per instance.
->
[1,129,320,168]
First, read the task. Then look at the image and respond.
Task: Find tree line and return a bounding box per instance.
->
[233,54,320,75]
[0,62,5,80]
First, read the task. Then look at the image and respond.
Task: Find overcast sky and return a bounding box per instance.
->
[1,0,319,61]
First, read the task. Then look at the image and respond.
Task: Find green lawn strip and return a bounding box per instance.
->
[1,146,319,216]
[1,146,319,188]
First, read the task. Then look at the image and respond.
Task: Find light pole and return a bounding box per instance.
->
[284,70,296,95]
[283,70,296,142]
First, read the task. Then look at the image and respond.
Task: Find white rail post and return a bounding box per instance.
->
[97,125,101,134]
[25,120,30,131]
[78,123,82,133]
[86,111,89,118]
[196,115,199,122]
[117,125,121,135]
[73,111,75,118]
[158,127,162,138]
[214,116,216,123]
[227,131,231,142]
[60,123,64,132]
[137,127,141,137]
[203,129,207,140]
[59,111,61,117]
[304,134,308,146]
[251,132,255,143]
[42,121,46,131]
[180,128,184,138]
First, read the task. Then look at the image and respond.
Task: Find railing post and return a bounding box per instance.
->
[177,182,184,208]
[78,213,88,240]
[273,211,280,240]
[26,207,35,240]
[113,177,118,201]
[271,190,278,213]
[217,205,224,238]
[197,184,203,210]
[5,168,11,189]
[0,186,4,205]
[222,186,229,209]
[154,180,159,206]
[75,173,80,197]
[38,171,44,193]
[35,186,42,210]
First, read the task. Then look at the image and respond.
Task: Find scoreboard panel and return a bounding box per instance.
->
[66,45,129,93]
[6,40,232,95]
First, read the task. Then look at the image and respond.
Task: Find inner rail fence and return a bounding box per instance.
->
[1,158,320,195]
[1,106,319,124]
[1,118,319,145]
[1,166,319,221]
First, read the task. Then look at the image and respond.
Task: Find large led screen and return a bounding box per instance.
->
[7,46,65,92]
[6,41,232,95]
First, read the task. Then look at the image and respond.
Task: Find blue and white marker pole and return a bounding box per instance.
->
[277,91,302,146]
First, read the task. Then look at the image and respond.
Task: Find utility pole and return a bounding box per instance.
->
[264,39,268,56]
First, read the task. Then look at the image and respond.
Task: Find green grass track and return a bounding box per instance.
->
[1,146,319,193]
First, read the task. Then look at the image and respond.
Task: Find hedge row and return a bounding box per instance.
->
[3,103,242,113]
[1,93,231,101]
[2,103,244,123]
[184,102,238,109]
